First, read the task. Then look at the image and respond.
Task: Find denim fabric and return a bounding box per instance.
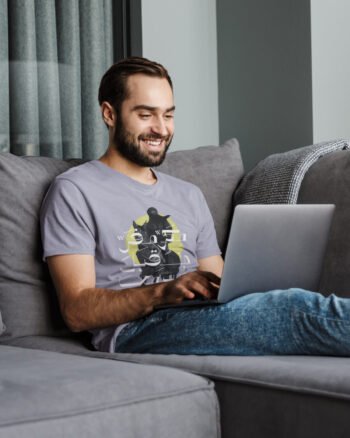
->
[114,289,350,355]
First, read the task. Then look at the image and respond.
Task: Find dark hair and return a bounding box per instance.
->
[98,57,173,115]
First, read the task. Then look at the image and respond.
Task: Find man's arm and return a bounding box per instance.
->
[198,255,224,278]
[47,254,220,332]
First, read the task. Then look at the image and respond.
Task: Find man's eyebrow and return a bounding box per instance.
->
[132,105,176,112]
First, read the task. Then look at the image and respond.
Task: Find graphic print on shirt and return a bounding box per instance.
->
[119,207,187,286]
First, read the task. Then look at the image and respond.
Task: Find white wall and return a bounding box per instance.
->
[311,0,350,142]
[141,0,219,151]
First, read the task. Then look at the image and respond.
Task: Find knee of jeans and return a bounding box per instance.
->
[262,288,305,303]
[287,288,327,312]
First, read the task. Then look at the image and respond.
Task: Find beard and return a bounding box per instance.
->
[113,117,173,167]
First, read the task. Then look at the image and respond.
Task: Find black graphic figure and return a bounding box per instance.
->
[133,208,180,281]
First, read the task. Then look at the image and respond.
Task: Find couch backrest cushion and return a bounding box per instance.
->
[0,155,79,341]
[0,311,5,335]
[158,138,243,250]
[298,149,350,297]
[0,139,243,341]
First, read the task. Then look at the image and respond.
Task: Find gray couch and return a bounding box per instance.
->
[1,139,350,438]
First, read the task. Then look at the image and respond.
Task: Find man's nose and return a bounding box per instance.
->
[151,117,168,136]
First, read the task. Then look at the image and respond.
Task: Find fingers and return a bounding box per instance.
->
[179,271,219,300]
[160,270,220,305]
[197,270,221,285]
[192,282,217,300]
[177,285,196,300]
[161,280,195,303]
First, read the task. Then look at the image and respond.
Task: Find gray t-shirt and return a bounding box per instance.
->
[40,160,221,351]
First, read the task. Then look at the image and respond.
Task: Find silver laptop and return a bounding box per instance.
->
[157,204,335,308]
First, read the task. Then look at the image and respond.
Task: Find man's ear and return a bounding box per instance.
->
[101,102,116,128]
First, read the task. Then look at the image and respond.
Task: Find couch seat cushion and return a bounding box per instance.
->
[4,336,350,401]
[5,336,350,401]
[6,336,350,438]
[0,345,219,438]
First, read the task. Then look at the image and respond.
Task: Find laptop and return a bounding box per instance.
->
[156,204,335,308]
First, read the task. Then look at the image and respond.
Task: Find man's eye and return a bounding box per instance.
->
[140,114,151,119]
[164,114,174,120]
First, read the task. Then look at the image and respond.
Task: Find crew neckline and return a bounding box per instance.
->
[90,160,160,192]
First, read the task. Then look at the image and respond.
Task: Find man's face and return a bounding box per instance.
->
[113,74,175,167]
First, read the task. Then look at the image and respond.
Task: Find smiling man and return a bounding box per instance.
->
[40,57,350,356]
[40,57,223,353]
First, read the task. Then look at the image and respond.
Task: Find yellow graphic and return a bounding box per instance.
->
[125,213,184,264]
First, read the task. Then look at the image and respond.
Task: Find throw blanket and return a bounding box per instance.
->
[234,139,350,205]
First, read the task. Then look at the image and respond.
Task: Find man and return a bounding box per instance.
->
[40,57,350,355]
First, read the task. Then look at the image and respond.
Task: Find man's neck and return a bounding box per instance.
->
[99,147,157,186]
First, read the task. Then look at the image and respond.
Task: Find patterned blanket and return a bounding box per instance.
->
[234,139,350,205]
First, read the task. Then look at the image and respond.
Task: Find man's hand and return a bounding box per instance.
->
[154,270,221,306]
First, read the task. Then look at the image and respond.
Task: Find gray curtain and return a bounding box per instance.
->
[0,0,113,159]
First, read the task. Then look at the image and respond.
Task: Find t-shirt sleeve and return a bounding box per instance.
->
[40,178,96,261]
[195,188,222,259]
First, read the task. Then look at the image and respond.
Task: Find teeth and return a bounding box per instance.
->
[143,140,162,146]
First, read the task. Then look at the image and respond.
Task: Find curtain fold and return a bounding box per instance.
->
[0,0,9,153]
[1,0,114,159]
[9,0,40,156]
[80,0,112,159]
[56,0,82,158]
[36,0,62,158]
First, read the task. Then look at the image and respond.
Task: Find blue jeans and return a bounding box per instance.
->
[114,289,350,355]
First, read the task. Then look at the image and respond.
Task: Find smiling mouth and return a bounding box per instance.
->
[140,138,166,150]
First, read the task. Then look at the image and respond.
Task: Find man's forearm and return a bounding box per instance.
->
[64,283,165,332]
[61,269,219,333]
